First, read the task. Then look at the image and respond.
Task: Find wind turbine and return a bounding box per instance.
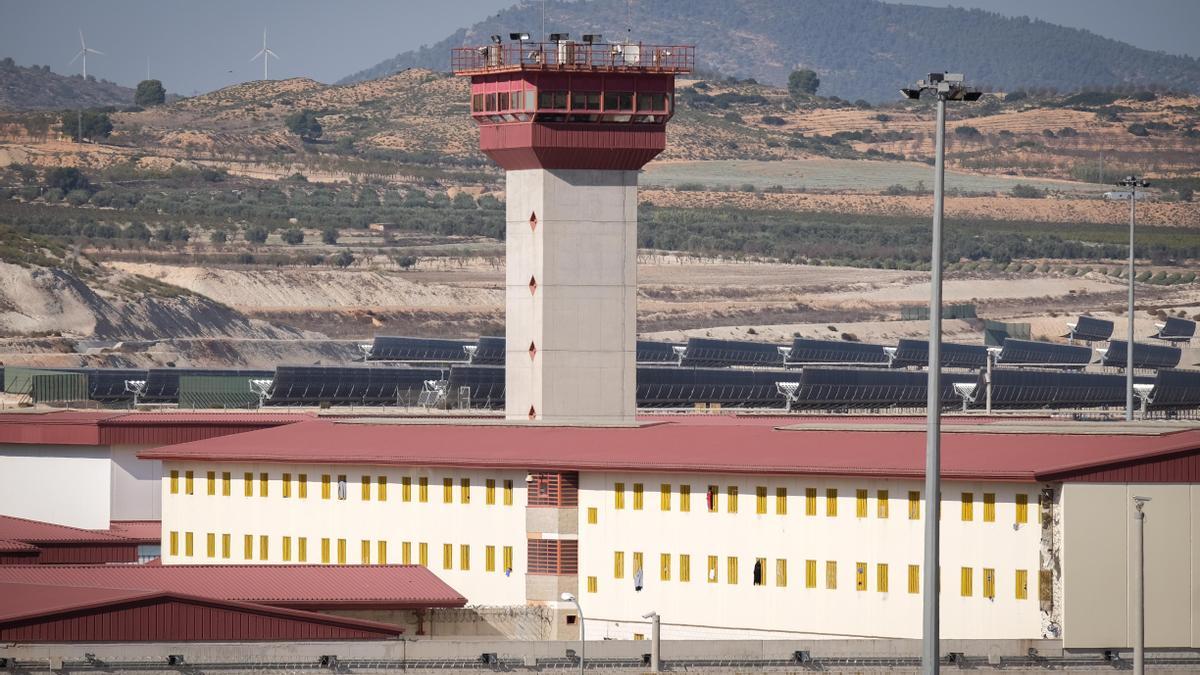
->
[249,28,279,81]
[70,29,103,79]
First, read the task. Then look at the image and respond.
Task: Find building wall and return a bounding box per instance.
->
[160,462,529,606]
[110,445,162,521]
[1061,483,1200,649]
[577,472,1044,640]
[0,444,111,529]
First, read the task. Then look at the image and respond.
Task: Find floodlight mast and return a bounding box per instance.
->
[901,71,981,675]
[1115,175,1149,421]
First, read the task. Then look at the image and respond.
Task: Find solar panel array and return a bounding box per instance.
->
[780,368,976,410]
[636,340,682,364]
[1099,340,1182,370]
[469,337,506,365]
[1145,369,1200,410]
[637,367,796,408]
[140,369,274,404]
[1063,315,1114,343]
[993,339,1091,369]
[367,337,472,362]
[677,338,784,368]
[1153,317,1196,344]
[267,365,447,406]
[888,339,989,370]
[785,338,889,366]
[981,369,1147,409]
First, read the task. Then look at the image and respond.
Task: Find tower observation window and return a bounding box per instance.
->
[498,92,510,110]
[570,92,601,110]
[538,91,568,109]
[638,92,668,112]
[485,93,497,112]
[604,92,634,110]
[472,94,484,112]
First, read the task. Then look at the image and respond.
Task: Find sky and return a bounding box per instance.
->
[1,0,1196,95]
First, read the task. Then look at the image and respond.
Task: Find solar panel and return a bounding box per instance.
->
[1146,369,1200,410]
[636,340,682,364]
[782,368,975,410]
[888,339,988,370]
[139,369,275,404]
[980,369,1154,409]
[785,338,889,365]
[445,365,505,409]
[678,338,786,368]
[367,336,472,362]
[468,337,506,365]
[1063,315,1114,343]
[266,365,448,406]
[994,339,1091,368]
[636,367,794,408]
[1099,341,1182,370]
[1152,317,1196,343]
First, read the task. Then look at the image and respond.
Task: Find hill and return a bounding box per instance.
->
[339,0,1200,102]
[0,58,136,111]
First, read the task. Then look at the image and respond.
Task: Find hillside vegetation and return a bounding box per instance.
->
[0,58,136,110]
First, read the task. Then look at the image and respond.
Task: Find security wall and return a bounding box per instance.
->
[0,444,112,529]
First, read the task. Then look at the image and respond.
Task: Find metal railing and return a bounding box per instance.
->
[452,42,694,74]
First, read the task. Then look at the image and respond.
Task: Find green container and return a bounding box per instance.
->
[4,367,72,395]
[178,374,262,409]
[31,373,89,404]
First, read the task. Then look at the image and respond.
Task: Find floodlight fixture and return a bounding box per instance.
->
[549,32,569,42]
[510,32,531,41]
[582,34,602,44]
[166,655,185,666]
[490,34,503,44]
[1118,176,1150,189]
[901,72,982,102]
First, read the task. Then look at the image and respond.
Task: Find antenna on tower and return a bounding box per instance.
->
[250,27,279,81]
[69,29,104,79]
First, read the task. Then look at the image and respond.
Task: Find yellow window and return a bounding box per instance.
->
[337,475,347,499]
[660,483,671,511]
[244,472,253,497]
[169,531,178,556]
[614,551,625,578]
[1040,569,1051,601]
[297,473,306,499]
[443,478,453,503]
[337,539,347,565]
[321,474,331,500]
[825,561,837,589]
[402,542,412,565]
[185,470,194,495]
[259,535,268,560]
[826,488,838,517]
[983,493,996,522]
[756,486,768,514]
[361,475,371,501]
[361,540,371,564]
[707,485,719,512]
[961,492,974,521]
[776,559,788,587]
[259,472,268,497]
[960,567,973,596]
[443,543,453,570]
[298,537,307,562]
[378,540,387,564]
[486,478,496,505]
[707,555,719,583]
[321,538,331,564]
[503,479,513,506]
[460,478,470,504]
[184,532,193,556]
[856,489,868,518]
[420,543,429,567]
[283,536,292,562]
[680,554,691,582]
[908,490,921,519]
[244,534,253,561]
[222,533,231,559]
[983,567,996,599]
[660,553,671,581]
[727,485,739,513]
[679,484,691,512]
[805,560,817,588]
[419,477,429,503]
[222,472,231,496]
[1016,493,1029,524]
[855,561,867,591]
[587,576,598,593]
[378,476,387,501]
[206,532,215,558]
[460,544,470,570]
[402,476,412,502]
[1015,569,1029,600]
[877,490,889,518]
[502,545,512,573]
[805,488,817,516]
[207,471,215,496]
[908,565,920,593]
[170,470,179,494]
[727,556,738,584]
[754,557,767,586]
[776,487,787,515]
[633,552,643,576]
[634,633,645,641]
[632,483,644,510]
[877,563,889,592]
[587,507,598,524]
[282,472,291,499]
[485,545,496,572]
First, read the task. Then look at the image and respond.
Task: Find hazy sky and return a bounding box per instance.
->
[1,0,1196,95]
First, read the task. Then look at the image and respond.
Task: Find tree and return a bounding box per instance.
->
[244,226,268,244]
[210,230,228,244]
[134,79,166,106]
[45,167,91,193]
[787,69,820,99]
[284,109,323,141]
[60,110,113,141]
[321,227,339,244]
[332,251,355,267]
[281,228,305,245]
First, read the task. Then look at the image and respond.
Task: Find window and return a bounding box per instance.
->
[402,542,412,565]
[983,567,995,599]
[776,559,788,587]
[282,472,291,498]
[826,488,838,517]
[856,489,868,518]
[961,492,974,521]
[524,90,535,111]
[877,490,889,518]
[222,533,231,559]
[632,483,644,510]
[484,93,496,111]
[497,91,509,111]
[259,472,268,497]
[570,91,601,110]
[244,534,254,561]
[502,545,513,574]
[443,478,453,503]
[706,485,718,512]
[321,538,330,564]
[1015,493,1029,524]
[855,562,867,591]
[960,567,973,596]
[185,532,193,557]
[337,539,347,565]
[259,535,268,561]
[486,545,495,572]
[222,472,231,496]
[185,470,194,495]
[170,470,179,494]
[753,557,766,586]
[298,474,307,499]
[169,531,178,556]
[321,474,331,500]
[633,552,644,577]
[402,476,412,502]
[680,554,691,582]
[660,553,671,581]
[283,536,292,562]
[805,488,817,516]
[603,91,634,110]
[614,551,625,579]
[420,543,429,567]
[983,493,995,522]
[727,556,738,584]
[361,475,371,501]
[680,484,691,512]
[361,540,371,565]
[443,543,453,570]
[707,555,719,583]
[460,544,470,570]
[877,563,889,592]
[633,633,645,641]
[206,532,215,558]
[908,565,920,594]
[461,478,470,504]
[419,477,429,502]
[908,490,921,519]
[587,507,598,524]
[776,487,787,515]
[587,576,598,593]
[336,475,347,500]
[756,486,768,514]
[727,486,738,513]
[503,479,513,506]
[298,537,307,563]
[538,90,567,109]
[637,92,668,111]
[486,478,496,505]
[378,476,387,501]
[1015,569,1029,600]
[805,560,817,588]
[207,471,215,495]
[378,540,387,564]
[825,561,837,589]
[244,472,253,497]
[660,483,671,511]
[472,93,483,112]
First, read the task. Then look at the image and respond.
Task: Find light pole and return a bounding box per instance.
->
[561,592,584,675]
[641,611,661,671]
[1110,176,1149,421]
[901,72,981,675]
[1132,496,1151,675]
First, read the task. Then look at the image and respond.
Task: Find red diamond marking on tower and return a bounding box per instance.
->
[528,405,537,420]
[528,341,537,360]
[528,276,538,295]
[529,211,538,231]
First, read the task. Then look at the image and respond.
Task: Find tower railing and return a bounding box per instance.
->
[452,42,694,75]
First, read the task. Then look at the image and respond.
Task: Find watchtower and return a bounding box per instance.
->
[454,35,693,422]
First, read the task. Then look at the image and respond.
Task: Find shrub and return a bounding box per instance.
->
[1010,184,1045,199]
[1004,91,1027,103]
[1127,124,1149,137]
[280,228,304,245]
[210,230,228,244]
[64,189,91,206]
[760,115,787,126]
[43,188,64,202]
[1058,127,1078,137]
[45,167,91,193]
[244,226,268,244]
[333,251,355,267]
[321,227,338,244]
[954,126,982,138]
[739,183,757,193]
[236,253,255,264]
[1042,129,1056,138]
[723,111,744,123]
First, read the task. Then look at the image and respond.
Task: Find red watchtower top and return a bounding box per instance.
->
[453,39,695,171]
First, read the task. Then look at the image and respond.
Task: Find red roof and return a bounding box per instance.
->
[0,410,311,446]
[138,417,1200,483]
[0,515,134,544]
[0,564,466,609]
[106,520,161,543]
[0,539,39,553]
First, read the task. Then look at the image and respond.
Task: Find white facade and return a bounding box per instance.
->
[577,472,1045,640]
[0,444,113,529]
[504,169,637,422]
